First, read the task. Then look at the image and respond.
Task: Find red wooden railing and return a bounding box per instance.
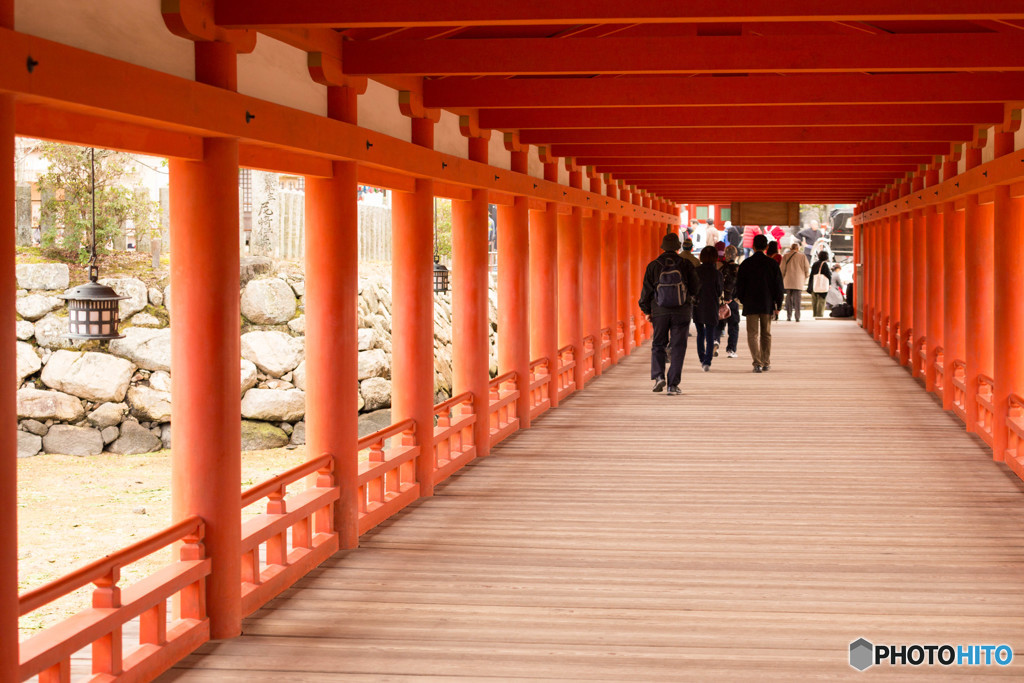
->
[432,391,476,485]
[615,321,626,357]
[581,336,597,385]
[1005,394,1024,480]
[529,357,552,420]
[951,360,968,423]
[488,371,520,448]
[599,327,613,371]
[240,455,338,616]
[357,419,420,535]
[975,374,996,447]
[18,517,210,682]
[933,346,945,400]
[556,344,577,402]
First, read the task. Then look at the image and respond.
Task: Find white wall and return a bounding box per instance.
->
[16,0,194,79]
[358,79,410,143]
[435,110,465,159]
[488,130,510,172]
[238,35,326,117]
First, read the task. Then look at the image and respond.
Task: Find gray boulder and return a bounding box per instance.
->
[108,420,161,454]
[20,419,48,436]
[126,385,172,422]
[358,408,392,438]
[42,425,103,456]
[16,341,41,387]
[17,431,42,458]
[357,328,376,351]
[16,294,63,321]
[291,360,306,391]
[287,314,306,335]
[240,359,258,396]
[17,388,85,422]
[290,420,306,445]
[128,312,161,327]
[163,285,171,314]
[240,256,274,286]
[33,314,82,350]
[357,349,389,380]
[16,263,69,291]
[87,402,128,429]
[16,320,34,340]
[160,423,172,449]
[240,331,303,377]
[100,426,119,444]
[360,377,392,412]
[241,420,289,451]
[108,327,171,372]
[41,350,135,403]
[148,287,163,307]
[241,278,297,325]
[241,388,306,422]
[149,370,171,393]
[98,277,148,319]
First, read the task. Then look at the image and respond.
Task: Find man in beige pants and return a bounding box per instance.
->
[733,234,785,372]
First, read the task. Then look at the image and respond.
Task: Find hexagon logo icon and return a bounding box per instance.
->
[850,638,874,671]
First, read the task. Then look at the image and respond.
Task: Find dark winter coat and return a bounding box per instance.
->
[807,259,832,295]
[638,251,701,318]
[693,262,724,326]
[734,251,784,315]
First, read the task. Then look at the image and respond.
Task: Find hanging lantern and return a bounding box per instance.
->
[433,256,449,293]
[59,148,128,340]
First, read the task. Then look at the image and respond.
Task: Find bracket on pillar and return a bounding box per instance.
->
[399,91,441,123]
[307,52,368,91]
[536,146,557,166]
[503,132,526,153]
[564,156,581,173]
[1001,106,1023,134]
[162,0,256,52]
[458,114,490,141]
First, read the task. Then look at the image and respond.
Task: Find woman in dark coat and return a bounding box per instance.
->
[693,246,724,372]
[808,250,832,318]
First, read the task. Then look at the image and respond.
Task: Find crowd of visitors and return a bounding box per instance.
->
[638,220,853,393]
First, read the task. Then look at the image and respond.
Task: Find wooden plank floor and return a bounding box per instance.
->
[161,320,1024,681]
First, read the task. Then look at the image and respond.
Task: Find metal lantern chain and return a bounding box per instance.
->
[59,147,128,340]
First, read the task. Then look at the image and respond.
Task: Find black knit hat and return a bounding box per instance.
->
[661,232,681,251]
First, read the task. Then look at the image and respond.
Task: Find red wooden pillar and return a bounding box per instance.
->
[530,161,560,405]
[616,200,631,356]
[559,168,585,390]
[876,218,887,344]
[942,202,966,411]
[912,213,927,376]
[888,215,900,354]
[964,193,994,434]
[584,174,603,376]
[924,204,944,394]
[452,137,491,456]
[392,118,437,493]
[992,175,1024,459]
[601,180,619,365]
[852,211,861,321]
[498,149,531,427]
[170,40,242,640]
[899,209,913,366]
[0,2,18,670]
[305,85,361,548]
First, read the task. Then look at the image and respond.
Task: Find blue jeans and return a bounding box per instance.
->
[695,322,716,366]
[715,300,740,352]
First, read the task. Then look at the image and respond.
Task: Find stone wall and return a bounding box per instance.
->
[15,260,497,457]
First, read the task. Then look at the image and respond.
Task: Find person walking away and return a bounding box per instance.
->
[725,221,743,251]
[780,243,809,322]
[693,246,724,372]
[639,232,700,395]
[715,245,741,358]
[734,234,784,372]
[808,251,832,318]
[705,220,721,248]
[766,241,783,320]
[680,238,701,267]
[740,225,762,259]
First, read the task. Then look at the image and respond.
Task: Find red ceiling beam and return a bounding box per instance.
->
[479,104,1006,130]
[342,34,1024,76]
[588,157,925,168]
[618,172,899,181]
[520,125,975,145]
[554,141,949,158]
[423,73,1024,108]
[214,0,1024,28]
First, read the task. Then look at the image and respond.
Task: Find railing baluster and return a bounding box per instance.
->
[90,568,123,676]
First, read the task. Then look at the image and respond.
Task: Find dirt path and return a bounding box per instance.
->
[17,447,310,636]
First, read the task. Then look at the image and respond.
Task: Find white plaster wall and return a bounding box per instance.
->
[237,35,326,117]
[558,162,569,187]
[981,126,995,165]
[358,80,411,142]
[15,0,194,79]
[488,130,510,172]
[1016,124,1024,153]
[435,110,466,160]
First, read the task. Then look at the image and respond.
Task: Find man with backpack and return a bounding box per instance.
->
[639,232,700,395]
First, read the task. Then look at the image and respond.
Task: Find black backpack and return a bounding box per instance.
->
[655,254,688,308]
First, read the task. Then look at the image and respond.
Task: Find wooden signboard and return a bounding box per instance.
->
[730,202,801,226]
